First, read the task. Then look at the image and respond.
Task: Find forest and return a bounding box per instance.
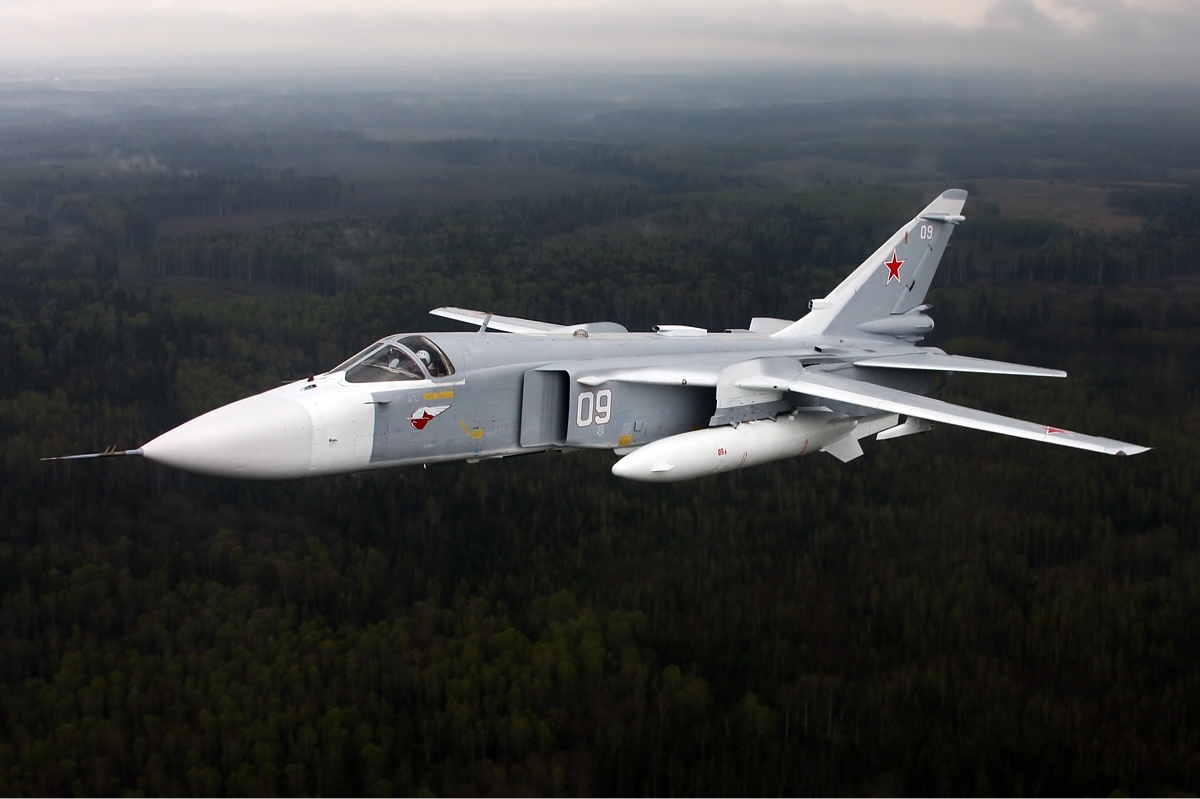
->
[0,80,1198,795]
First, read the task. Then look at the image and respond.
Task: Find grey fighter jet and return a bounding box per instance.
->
[48,189,1148,481]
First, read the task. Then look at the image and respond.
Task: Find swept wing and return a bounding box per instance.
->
[854,352,1066,378]
[575,353,1066,385]
[739,369,1147,456]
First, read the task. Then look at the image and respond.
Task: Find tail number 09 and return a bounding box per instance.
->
[576,389,612,427]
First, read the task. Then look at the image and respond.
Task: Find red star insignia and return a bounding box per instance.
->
[1045,427,1067,434]
[883,250,904,284]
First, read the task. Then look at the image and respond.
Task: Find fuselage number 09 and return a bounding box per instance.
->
[576,389,612,427]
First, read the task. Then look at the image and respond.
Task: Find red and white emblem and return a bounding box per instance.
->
[410,405,450,430]
[883,250,905,284]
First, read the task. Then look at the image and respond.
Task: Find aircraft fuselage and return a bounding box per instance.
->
[140,331,938,479]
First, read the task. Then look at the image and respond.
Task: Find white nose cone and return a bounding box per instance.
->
[142,393,314,479]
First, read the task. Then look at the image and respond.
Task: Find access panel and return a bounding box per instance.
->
[520,370,569,448]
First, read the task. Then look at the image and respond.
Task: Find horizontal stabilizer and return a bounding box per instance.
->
[430,307,627,335]
[741,370,1148,456]
[854,352,1066,378]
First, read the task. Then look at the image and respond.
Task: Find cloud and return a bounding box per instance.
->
[0,0,1196,84]
[985,0,1061,32]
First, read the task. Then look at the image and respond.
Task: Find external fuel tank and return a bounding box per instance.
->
[610,413,857,482]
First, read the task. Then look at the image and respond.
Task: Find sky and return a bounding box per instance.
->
[0,0,1197,84]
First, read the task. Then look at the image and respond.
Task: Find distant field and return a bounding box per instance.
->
[964,178,1150,232]
[750,164,1153,233]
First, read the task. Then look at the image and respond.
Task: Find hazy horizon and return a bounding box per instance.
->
[1,0,1197,89]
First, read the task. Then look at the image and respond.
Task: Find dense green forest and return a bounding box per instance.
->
[1,87,1199,795]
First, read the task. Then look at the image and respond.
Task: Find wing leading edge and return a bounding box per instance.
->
[739,369,1148,456]
[853,352,1066,378]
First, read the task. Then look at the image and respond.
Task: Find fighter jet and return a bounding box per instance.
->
[47,189,1148,482]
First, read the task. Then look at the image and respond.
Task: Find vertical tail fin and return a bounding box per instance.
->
[774,189,967,339]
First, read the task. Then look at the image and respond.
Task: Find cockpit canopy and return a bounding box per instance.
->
[332,336,455,383]
[397,336,453,378]
[344,345,424,383]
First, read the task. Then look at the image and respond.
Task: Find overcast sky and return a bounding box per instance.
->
[1,0,1196,84]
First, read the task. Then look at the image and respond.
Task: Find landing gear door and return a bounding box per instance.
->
[520,370,569,448]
